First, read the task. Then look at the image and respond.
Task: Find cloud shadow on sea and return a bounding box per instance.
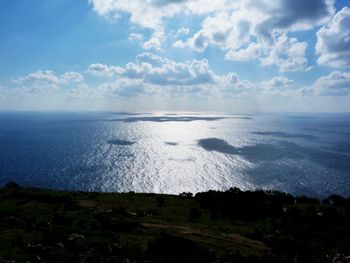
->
[303,128,350,137]
[168,157,195,162]
[198,138,299,162]
[323,141,350,154]
[198,138,350,170]
[198,138,238,155]
[107,139,136,146]
[251,131,318,140]
[164,142,179,146]
[284,115,315,119]
[198,137,350,197]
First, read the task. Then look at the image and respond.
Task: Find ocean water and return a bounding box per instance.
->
[0,112,349,197]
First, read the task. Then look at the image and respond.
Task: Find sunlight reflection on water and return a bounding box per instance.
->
[0,112,349,197]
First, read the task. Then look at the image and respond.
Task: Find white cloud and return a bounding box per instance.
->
[316,7,350,67]
[13,70,84,86]
[89,0,233,29]
[177,0,333,49]
[90,0,335,62]
[60,71,84,83]
[260,34,308,72]
[172,0,334,71]
[303,71,350,96]
[225,34,309,72]
[172,40,186,49]
[142,31,165,50]
[136,52,165,66]
[8,51,350,109]
[13,70,61,86]
[87,63,125,77]
[264,76,295,87]
[175,27,190,36]
[173,11,238,52]
[84,53,226,98]
[220,73,254,95]
[12,70,86,96]
[225,43,261,61]
[89,0,184,30]
[148,59,216,86]
[225,73,240,84]
[119,52,218,86]
[220,73,296,97]
[83,53,310,99]
[88,0,243,49]
[128,33,144,42]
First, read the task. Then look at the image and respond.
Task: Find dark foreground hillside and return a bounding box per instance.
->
[1,183,350,263]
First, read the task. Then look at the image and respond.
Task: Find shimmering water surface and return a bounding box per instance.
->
[0,112,350,197]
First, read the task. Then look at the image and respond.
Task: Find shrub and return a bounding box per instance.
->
[4,182,21,189]
[145,234,215,263]
[179,192,193,199]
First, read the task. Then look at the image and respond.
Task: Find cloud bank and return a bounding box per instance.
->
[0,0,349,112]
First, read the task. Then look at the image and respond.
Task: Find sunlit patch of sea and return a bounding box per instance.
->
[0,112,349,197]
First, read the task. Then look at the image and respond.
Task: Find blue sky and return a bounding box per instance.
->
[0,0,349,112]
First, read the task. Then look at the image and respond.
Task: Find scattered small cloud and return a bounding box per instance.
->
[128,33,144,42]
[175,27,190,36]
[87,64,124,77]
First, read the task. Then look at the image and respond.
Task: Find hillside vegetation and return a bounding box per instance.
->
[0,182,350,263]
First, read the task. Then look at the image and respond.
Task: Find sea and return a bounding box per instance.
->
[0,111,349,197]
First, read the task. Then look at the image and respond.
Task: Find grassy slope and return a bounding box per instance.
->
[0,184,349,263]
